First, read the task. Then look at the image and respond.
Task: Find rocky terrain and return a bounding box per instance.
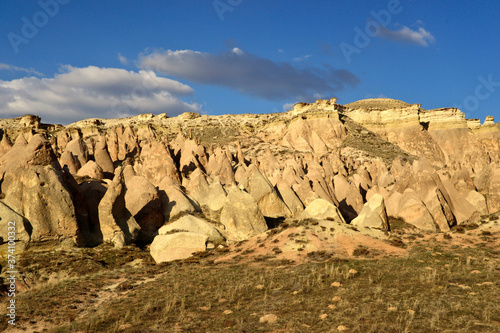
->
[1,98,500,331]
[1,97,499,256]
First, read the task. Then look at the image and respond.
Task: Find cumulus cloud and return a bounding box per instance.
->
[138,48,360,101]
[377,26,435,46]
[0,63,43,76]
[0,66,200,124]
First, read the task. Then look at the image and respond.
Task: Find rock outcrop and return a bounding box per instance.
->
[0,135,84,245]
[220,188,268,241]
[0,96,498,260]
[150,232,208,263]
[300,199,346,224]
[351,194,389,230]
[98,167,140,248]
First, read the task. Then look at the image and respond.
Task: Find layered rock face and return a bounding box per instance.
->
[0,98,499,256]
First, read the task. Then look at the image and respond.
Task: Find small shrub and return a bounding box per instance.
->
[352,246,370,257]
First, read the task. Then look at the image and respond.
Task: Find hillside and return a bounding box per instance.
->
[1,98,500,331]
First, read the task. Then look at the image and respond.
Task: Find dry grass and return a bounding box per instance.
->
[1,238,499,333]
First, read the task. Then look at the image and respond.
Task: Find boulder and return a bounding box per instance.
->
[351,194,390,230]
[397,189,438,231]
[466,191,489,215]
[240,165,291,218]
[276,180,304,217]
[185,169,227,215]
[150,232,208,263]
[158,177,199,221]
[220,188,268,241]
[441,179,480,224]
[299,198,346,224]
[158,215,224,243]
[77,160,104,180]
[424,190,454,231]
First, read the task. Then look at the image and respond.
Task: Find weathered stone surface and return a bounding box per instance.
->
[333,174,364,222]
[0,134,13,158]
[59,150,81,174]
[0,135,83,244]
[276,180,304,217]
[0,202,30,253]
[220,188,268,241]
[77,160,104,180]
[300,199,346,224]
[158,176,199,221]
[123,172,164,242]
[94,137,114,175]
[351,194,389,230]
[137,140,179,186]
[158,215,224,243]
[98,167,140,248]
[150,232,208,263]
[65,138,88,168]
[397,189,438,231]
[474,166,500,214]
[466,191,488,215]
[206,146,235,186]
[240,165,291,218]
[185,169,227,215]
[79,180,107,243]
[1,96,499,250]
[292,177,321,207]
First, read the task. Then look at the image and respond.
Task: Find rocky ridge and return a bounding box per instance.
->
[1,99,499,262]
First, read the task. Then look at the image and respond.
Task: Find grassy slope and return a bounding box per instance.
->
[1,228,499,333]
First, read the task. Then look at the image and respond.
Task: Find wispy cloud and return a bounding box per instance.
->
[0,63,43,76]
[282,102,296,111]
[293,54,312,62]
[377,25,435,46]
[0,66,200,124]
[118,53,129,65]
[138,48,360,101]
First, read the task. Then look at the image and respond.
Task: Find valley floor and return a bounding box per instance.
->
[1,223,500,333]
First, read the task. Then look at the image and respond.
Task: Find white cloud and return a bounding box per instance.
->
[0,63,43,76]
[231,47,244,56]
[377,25,435,46]
[293,54,312,62]
[0,66,200,124]
[118,53,129,65]
[282,102,296,110]
[138,49,360,101]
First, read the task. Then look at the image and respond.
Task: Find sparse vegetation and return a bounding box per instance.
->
[1,237,499,333]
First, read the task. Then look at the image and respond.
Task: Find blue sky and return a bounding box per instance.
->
[0,0,499,124]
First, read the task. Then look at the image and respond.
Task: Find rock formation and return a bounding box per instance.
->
[1,97,499,259]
